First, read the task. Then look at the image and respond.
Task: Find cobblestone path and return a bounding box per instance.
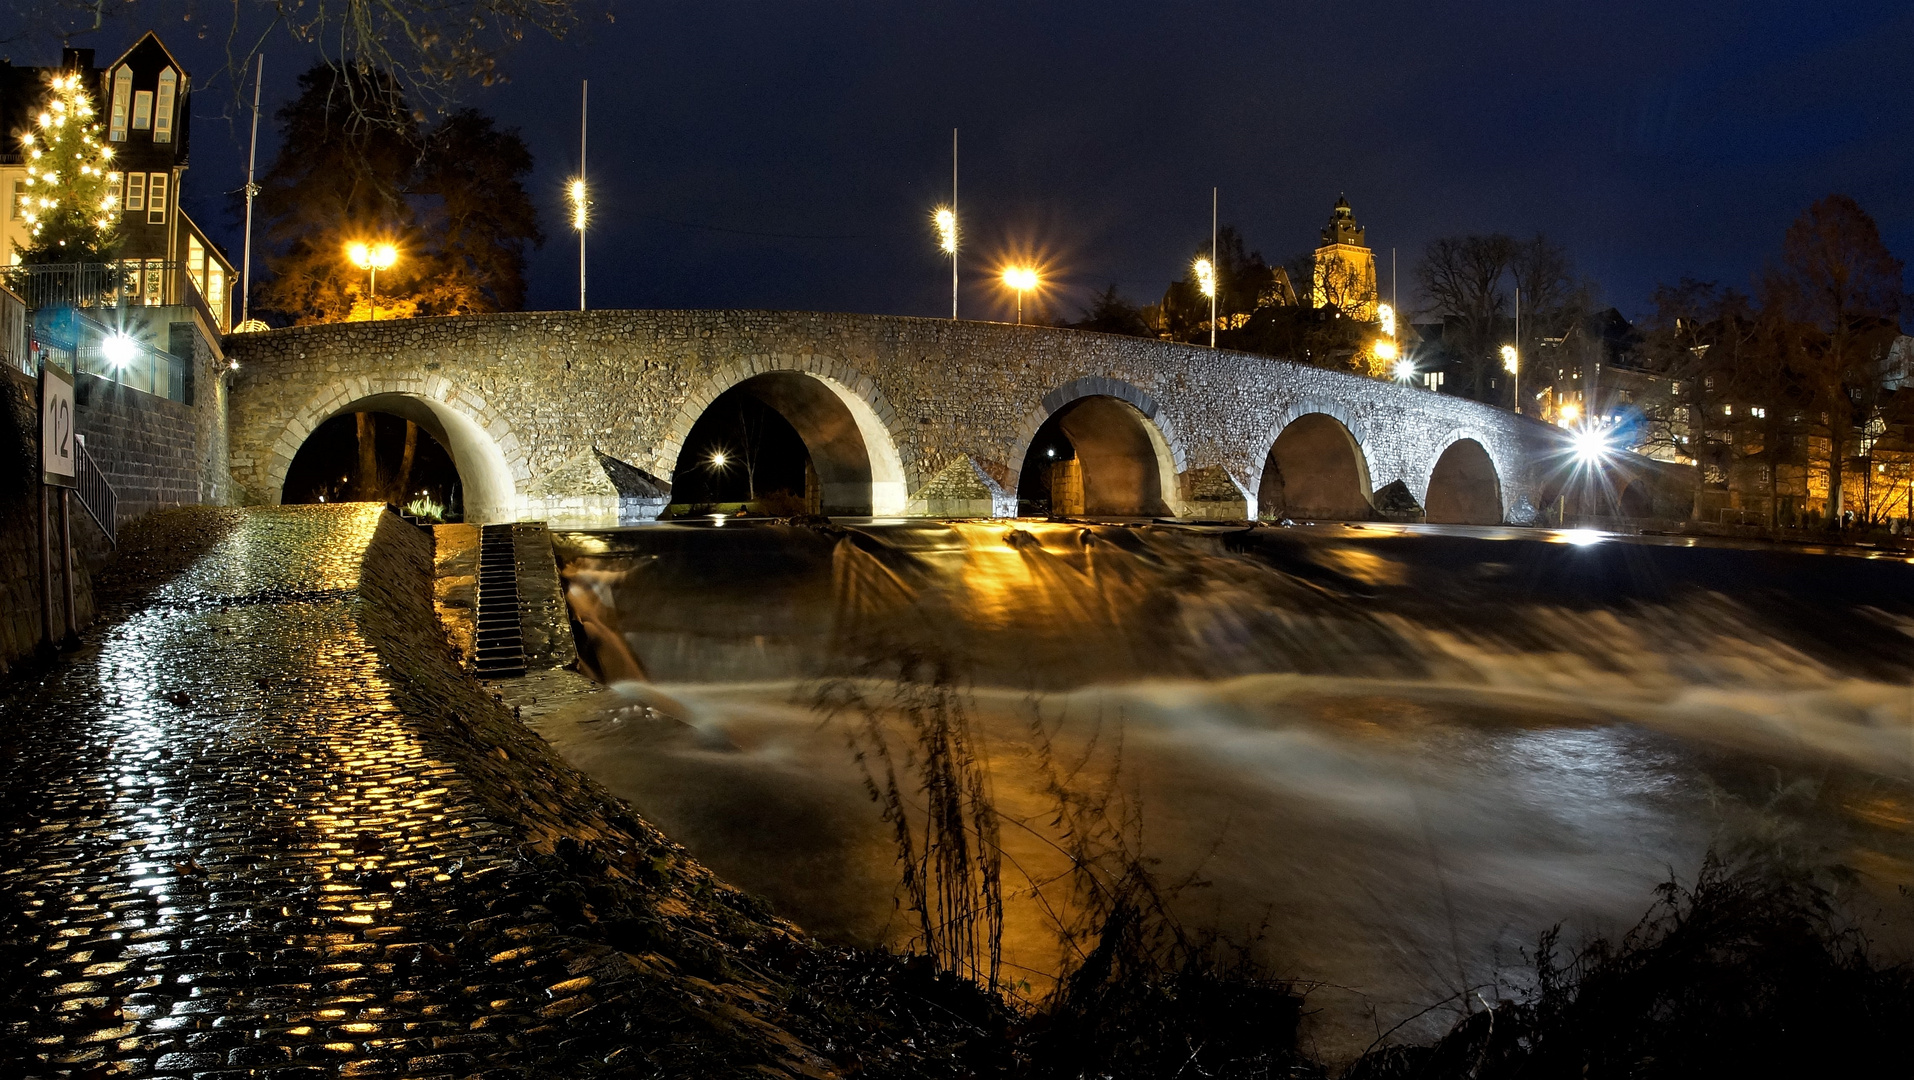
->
[0,507,832,1080]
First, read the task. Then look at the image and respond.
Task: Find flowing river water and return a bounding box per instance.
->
[538,520,1914,1057]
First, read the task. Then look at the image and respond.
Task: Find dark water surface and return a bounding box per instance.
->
[541,520,1914,1056]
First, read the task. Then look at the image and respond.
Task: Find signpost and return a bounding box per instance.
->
[39,364,76,649]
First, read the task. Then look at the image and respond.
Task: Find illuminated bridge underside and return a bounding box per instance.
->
[224,310,1572,526]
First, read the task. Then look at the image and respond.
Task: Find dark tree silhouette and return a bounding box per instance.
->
[254,63,541,325]
[1762,194,1905,526]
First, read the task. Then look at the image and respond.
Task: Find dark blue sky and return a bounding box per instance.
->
[34,0,1914,322]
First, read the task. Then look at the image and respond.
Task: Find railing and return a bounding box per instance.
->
[6,261,226,332]
[73,434,117,547]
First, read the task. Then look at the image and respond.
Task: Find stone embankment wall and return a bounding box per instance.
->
[225,310,1568,525]
[1,319,232,678]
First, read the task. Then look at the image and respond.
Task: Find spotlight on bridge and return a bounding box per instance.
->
[1570,419,1616,465]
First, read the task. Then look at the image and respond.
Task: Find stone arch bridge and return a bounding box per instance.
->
[223,310,1574,527]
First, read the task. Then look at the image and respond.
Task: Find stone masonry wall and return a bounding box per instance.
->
[224,310,1569,525]
[75,375,202,522]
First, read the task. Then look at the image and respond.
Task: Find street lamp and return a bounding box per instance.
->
[933,205,958,319]
[347,241,397,320]
[1391,356,1416,383]
[1002,265,1040,325]
[1193,256,1216,346]
[1501,343,1520,414]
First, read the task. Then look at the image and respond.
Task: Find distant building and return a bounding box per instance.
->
[1,34,235,332]
[1311,195,1377,319]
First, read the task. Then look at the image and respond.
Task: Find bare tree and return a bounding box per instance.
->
[9,0,593,113]
[1416,234,1514,399]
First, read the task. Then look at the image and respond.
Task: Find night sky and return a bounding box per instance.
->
[26,0,1914,324]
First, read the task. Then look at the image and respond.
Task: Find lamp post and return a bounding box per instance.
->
[1002,266,1039,325]
[347,241,397,320]
[1501,343,1519,414]
[572,80,588,311]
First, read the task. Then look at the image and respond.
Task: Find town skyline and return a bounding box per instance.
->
[11,0,1910,323]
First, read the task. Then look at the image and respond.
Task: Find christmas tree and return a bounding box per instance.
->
[15,71,121,265]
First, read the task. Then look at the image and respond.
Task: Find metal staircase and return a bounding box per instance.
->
[473,524,527,677]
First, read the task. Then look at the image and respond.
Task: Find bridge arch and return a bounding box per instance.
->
[270,376,525,523]
[1010,377,1185,517]
[1422,431,1506,525]
[658,355,909,516]
[1256,401,1376,521]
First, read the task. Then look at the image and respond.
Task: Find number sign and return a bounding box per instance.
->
[41,364,76,488]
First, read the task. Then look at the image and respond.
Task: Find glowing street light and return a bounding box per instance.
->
[1378,302,1396,339]
[1391,356,1417,383]
[1002,265,1040,325]
[1194,254,1218,346]
[1500,343,1521,415]
[347,241,398,319]
[707,450,729,470]
[933,204,958,320]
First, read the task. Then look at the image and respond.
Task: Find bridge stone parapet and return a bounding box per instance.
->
[224,309,1565,526]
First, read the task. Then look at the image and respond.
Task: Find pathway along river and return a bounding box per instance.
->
[540,520,1914,1057]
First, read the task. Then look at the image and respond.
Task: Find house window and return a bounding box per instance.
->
[143,259,164,305]
[132,90,153,130]
[125,172,146,212]
[109,68,132,141]
[147,173,167,224]
[9,179,25,220]
[187,235,206,295]
[207,264,227,328]
[154,69,177,143]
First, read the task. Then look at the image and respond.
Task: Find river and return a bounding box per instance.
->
[537,520,1914,1057]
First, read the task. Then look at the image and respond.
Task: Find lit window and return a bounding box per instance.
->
[110,68,132,141]
[187,235,206,295]
[132,90,153,130]
[147,172,167,224]
[9,179,25,220]
[143,258,164,305]
[207,263,226,328]
[1724,404,1733,415]
[154,69,177,143]
[125,172,145,212]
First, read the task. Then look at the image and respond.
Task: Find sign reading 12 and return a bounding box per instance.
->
[41,364,76,488]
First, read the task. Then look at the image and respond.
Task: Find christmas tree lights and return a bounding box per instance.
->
[15,71,121,264]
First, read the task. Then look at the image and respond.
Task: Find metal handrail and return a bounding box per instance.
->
[72,434,117,547]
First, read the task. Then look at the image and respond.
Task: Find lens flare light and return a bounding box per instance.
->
[1392,357,1416,383]
[101,331,136,369]
[1378,302,1396,339]
[1192,257,1216,299]
[932,206,957,255]
[1500,344,1519,375]
[568,178,589,231]
[1570,420,1616,465]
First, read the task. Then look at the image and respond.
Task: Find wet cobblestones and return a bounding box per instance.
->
[0,506,834,1079]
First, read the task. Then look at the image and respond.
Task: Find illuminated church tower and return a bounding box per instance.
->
[1311,194,1377,320]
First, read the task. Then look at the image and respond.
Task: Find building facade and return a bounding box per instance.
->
[1,35,235,332]
[1311,195,1377,319]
